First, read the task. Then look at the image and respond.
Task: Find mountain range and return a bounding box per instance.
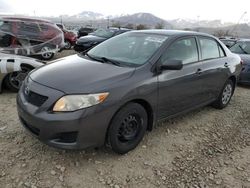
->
[30,11,250,38]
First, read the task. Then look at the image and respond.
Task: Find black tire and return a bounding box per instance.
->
[212,79,235,109]
[39,46,55,60]
[4,66,32,92]
[64,40,72,50]
[107,103,148,154]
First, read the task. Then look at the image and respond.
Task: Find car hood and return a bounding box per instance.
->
[77,35,106,44]
[30,54,135,94]
[238,54,250,64]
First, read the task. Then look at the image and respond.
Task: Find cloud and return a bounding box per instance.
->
[0,0,12,13]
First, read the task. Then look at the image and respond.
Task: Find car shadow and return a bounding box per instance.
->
[237,84,250,89]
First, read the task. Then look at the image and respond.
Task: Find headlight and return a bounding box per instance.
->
[53,93,109,112]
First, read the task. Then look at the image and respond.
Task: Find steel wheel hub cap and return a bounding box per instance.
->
[118,114,141,142]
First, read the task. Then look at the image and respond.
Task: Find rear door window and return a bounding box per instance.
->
[218,45,226,57]
[199,37,220,60]
[161,37,199,65]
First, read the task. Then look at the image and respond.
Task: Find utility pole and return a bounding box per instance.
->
[107,16,110,28]
[230,11,247,36]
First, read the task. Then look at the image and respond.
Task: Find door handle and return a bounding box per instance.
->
[196,68,202,75]
[224,62,229,67]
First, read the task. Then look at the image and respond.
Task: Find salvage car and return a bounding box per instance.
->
[230,39,250,84]
[77,27,95,38]
[219,37,238,48]
[56,23,77,50]
[74,27,131,52]
[0,16,64,60]
[17,30,241,154]
[0,53,44,92]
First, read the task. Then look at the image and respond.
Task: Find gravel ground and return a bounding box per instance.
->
[0,50,250,188]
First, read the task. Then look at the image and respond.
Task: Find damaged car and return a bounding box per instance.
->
[56,23,77,50]
[0,16,64,60]
[0,53,44,92]
[74,27,131,52]
[230,39,250,85]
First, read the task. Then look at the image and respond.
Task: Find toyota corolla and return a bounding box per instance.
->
[17,30,241,154]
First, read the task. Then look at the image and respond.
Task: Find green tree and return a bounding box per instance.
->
[155,22,165,29]
[136,24,148,30]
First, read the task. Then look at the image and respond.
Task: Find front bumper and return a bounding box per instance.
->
[16,78,114,150]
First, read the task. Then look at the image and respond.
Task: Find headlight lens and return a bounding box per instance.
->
[53,93,109,112]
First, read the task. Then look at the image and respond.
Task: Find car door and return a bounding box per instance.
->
[157,36,205,119]
[198,37,229,100]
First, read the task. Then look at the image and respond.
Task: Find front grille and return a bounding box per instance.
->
[24,90,48,107]
[20,117,40,136]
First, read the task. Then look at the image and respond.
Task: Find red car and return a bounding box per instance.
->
[0,16,64,60]
[56,23,77,50]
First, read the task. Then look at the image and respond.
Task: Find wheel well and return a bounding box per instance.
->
[129,99,154,131]
[20,64,34,70]
[228,76,236,89]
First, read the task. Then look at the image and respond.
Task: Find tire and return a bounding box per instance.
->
[39,46,55,60]
[107,103,148,154]
[212,79,235,109]
[64,40,72,50]
[4,66,32,92]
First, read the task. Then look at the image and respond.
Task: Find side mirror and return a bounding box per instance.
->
[160,60,183,70]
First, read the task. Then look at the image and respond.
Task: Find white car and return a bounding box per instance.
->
[0,53,44,92]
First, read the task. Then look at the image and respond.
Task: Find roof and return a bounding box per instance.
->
[108,27,132,31]
[131,29,214,37]
[0,16,52,24]
[237,39,250,42]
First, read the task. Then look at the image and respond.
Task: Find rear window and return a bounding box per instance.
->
[199,38,220,60]
[17,22,41,33]
[0,21,11,32]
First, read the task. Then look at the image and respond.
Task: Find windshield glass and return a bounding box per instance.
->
[91,28,115,38]
[87,32,168,67]
[230,41,250,54]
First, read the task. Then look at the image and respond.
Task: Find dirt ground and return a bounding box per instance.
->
[0,50,250,188]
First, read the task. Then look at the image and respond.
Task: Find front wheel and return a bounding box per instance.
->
[4,66,32,92]
[64,40,72,50]
[212,79,235,109]
[107,103,148,154]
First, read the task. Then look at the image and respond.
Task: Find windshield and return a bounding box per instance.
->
[87,32,168,67]
[230,41,250,54]
[91,28,116,38]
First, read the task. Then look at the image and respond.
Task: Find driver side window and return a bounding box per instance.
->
[161,37,199,65]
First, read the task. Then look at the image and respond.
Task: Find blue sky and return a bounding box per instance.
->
[0,0,249,22]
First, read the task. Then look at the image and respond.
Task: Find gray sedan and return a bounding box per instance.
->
[17,30,241,154]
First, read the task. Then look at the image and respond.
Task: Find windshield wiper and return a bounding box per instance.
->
[85,52,103,62]
[239,45,249,54]
[100,57,121,66]
[83,52,121,66]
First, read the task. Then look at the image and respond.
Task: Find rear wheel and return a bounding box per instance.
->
[40,46,54,60]
[212,79,235,109]
[4,66,32,92]
[107,103,148,154]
